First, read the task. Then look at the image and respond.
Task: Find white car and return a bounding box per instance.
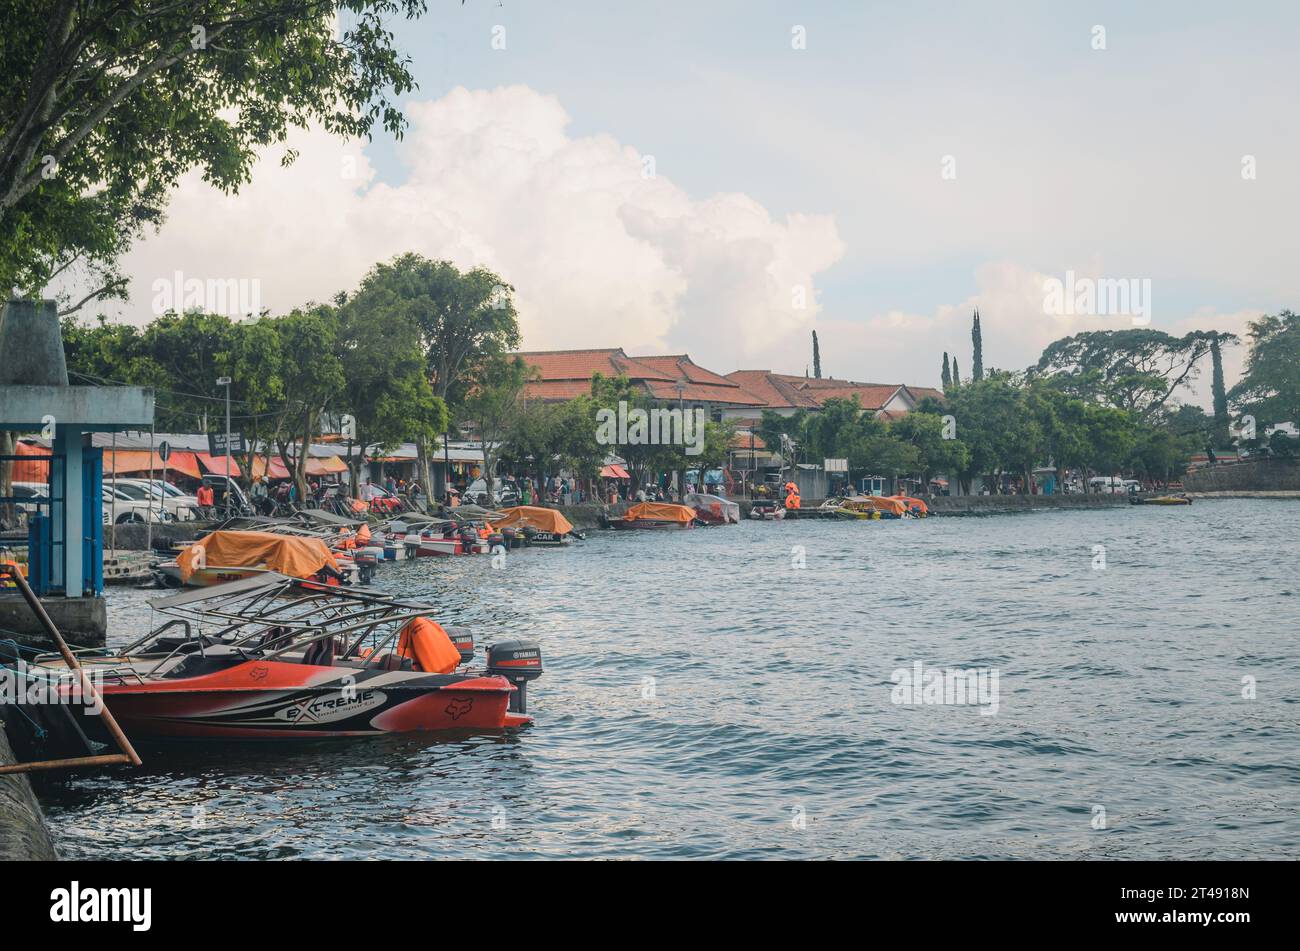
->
[109,478,199,521]
[102,485,174,525]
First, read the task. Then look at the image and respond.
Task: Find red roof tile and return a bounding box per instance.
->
[724,371,823,409]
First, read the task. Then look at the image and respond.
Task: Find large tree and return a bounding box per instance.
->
[1033,329,1219,419]
[336,292,447,493]
[346,253,521,494]
[1,0,423,308]
[1229,310,1300,431]
[459,354,533,500]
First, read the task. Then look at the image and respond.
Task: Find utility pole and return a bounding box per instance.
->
[217,376,232,517]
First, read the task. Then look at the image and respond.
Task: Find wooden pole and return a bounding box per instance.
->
[0,564,141,769]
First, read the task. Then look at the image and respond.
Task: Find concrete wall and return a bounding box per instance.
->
[926,494,1132,516]
[109,521,206,552]
[1183,458,1300,493]
[0,595,105,648]
[0,730,59,860]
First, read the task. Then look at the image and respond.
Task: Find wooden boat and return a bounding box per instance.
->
[1130,494,1192,506]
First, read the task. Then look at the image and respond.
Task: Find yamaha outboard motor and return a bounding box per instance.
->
[486,640,543,714]
[444,626,476,666]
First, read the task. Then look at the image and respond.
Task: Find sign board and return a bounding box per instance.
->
[208,432,247,456]
[824,458,848,473]
[157,441,171,463]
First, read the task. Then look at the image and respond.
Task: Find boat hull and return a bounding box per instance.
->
[92,665,520,738]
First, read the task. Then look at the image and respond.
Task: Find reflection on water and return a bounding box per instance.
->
[39,500,1300,859]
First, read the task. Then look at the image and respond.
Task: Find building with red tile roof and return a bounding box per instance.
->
[514,348,766,412]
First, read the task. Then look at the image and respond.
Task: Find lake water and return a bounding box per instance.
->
[39,500,1300,859]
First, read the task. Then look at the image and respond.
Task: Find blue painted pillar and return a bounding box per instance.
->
[53,425,85,596]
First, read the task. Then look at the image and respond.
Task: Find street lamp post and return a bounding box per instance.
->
[216,376,232,517]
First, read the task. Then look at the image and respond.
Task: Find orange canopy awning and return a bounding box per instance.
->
[623,502,696,524]
[888,495,929,514]
[9,441,51,482]
[102,449,167,475]
[305,455,347,476]
[490,506,575,534]
[600,464,631,480]
[196,453,242,477]
[251,456,291,480]
[176,530,337,583]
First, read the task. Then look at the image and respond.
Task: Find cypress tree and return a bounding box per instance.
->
[1211,336,1229,445]
[812,330,822,379]
[941,352,952,391]
[952,357,961,387]
[971,308,984,382]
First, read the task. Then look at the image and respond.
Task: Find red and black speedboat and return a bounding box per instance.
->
[14,573,542,741]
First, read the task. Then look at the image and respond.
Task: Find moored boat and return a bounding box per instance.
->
[683,492,741,525]
[603,501,698,529]
[155,530,357,587]
[12,574,543,740]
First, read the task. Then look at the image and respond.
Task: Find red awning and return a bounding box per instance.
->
[196,453,242,477]
[600,464,631,480]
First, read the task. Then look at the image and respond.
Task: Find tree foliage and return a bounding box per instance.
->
[2,0,425,308]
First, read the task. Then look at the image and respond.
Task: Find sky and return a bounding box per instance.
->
[92,1,1300,406]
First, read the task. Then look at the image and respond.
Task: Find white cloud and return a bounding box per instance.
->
[104,84,844,368]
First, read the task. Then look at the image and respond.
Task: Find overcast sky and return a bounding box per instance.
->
[96,1,1300,405]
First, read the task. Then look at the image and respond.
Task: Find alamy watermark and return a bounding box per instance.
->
[1042,270,1151,326]
[890,661,1000,715]
[0,662,104,714]
[151,270,262,317]
[596,400,706,456]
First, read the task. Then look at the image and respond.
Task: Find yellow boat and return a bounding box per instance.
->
[1131,494,1192,506]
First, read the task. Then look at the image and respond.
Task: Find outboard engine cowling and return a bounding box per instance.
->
[486,639,543,714]
[444,626,476,666]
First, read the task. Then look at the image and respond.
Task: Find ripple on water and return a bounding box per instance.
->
[37,500,1300,859]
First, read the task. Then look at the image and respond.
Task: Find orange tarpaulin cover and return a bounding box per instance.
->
[623,502,696,523]
[847,495,907,516]
[196,453,242,477]
[396,617,461,674]
[490,506,575,534]
[176,530,337,582]
[599,464,630,479]
[102,449,167,475]
[888,495,929,514]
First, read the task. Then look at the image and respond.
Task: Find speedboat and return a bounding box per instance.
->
[1131,494,1192,505]
[489,506,581,546]
[749,498,786,520]
[11,574,543,740]
[683,492,741,525]
[154,530,361,587]
[887,495,930,517]
[403,523,494,556]
[602,501,697,530]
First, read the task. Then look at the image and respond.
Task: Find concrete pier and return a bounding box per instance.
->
[0,731,59,860]
[0,594,105,648]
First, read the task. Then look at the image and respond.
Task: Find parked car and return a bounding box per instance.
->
[464,478,519,508]
[108,478,200,521]
[103,486,174,525]
[1087,476,1127,494]
[9,481,50,518]
[200,474,253,516]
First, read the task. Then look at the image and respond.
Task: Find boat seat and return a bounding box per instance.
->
[369,653,414,671]
[301,639,335,667]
